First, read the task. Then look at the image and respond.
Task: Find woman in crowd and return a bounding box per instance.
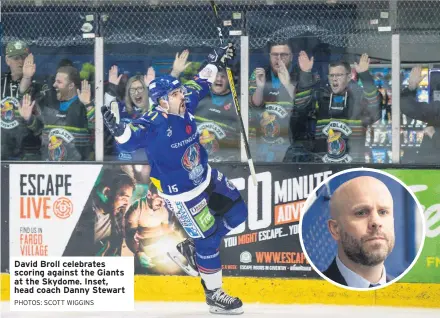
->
[104,50,190,161]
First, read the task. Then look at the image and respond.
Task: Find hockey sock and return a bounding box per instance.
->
[194,234,222,289]
[200,270,222,291]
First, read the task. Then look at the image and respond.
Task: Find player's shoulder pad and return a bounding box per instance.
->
[131,109,167,127]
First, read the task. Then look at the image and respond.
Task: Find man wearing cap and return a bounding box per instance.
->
[1,40,42,160]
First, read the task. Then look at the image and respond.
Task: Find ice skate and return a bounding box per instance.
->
[205,287,244,315]
[167,238,199,277]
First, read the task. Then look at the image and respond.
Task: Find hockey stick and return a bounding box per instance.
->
[210,1,258,187]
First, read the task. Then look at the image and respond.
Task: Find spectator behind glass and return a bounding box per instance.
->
[171,49,242,162]
[195,68,242,162]
[103,50,198,162]
[1,40,42,160]
[39,60,98,143]
[400,66,440,164]
[249,40,317,162]
[18,66,93,161]
[104,65,155,161]
[309,56,382,163]
[41,58,75,105]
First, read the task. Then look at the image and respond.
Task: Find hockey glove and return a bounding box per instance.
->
[207,43,236,67]
[101,105,126,137]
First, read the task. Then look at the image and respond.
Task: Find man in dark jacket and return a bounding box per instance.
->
[305,55,381,163]
[324,175,395,288]
[18,66,93,161]
[1,40,42,160]
[196,69,242,162]
[249,41,317,162]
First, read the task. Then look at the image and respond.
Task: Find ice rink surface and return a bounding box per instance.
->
[2,302,440,318]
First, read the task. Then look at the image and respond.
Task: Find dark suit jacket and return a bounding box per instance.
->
[323,258,394,287]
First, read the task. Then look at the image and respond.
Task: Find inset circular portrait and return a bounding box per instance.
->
[299,168,425,291]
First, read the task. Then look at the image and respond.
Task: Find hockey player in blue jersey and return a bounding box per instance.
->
[101,43,248,315]
[104,51,190,161]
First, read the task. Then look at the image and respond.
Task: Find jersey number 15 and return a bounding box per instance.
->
[168,184,179,193]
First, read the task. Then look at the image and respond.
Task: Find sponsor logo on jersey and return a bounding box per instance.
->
[47,128,74,161]
[118,152,133,161]
[165,200,202,239]
[1,97,20,129]
[189,198,208,216]
[194,206,215,232]
[182,143,200,171]
[182,143,204,186]
[322,121,353,163]
[171,132,198,148]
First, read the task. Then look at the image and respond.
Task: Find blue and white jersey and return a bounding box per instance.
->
[116,77,212,201]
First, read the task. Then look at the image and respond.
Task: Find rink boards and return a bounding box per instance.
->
[1,162,439,307]
[2,274,440,307]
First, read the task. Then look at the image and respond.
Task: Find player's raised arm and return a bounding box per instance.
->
[355,53,382,124]
[101,105,151,152]
[184,43,236,111]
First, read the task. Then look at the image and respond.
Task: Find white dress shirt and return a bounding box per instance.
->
[336,255,387,288]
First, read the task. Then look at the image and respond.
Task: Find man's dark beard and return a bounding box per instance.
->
[340,230,393,266]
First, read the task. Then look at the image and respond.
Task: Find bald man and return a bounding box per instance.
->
[323,176,395,288]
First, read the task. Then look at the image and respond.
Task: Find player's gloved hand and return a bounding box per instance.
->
[101,105,126,137]
[207,43,236,67]
[137,251,155,268]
